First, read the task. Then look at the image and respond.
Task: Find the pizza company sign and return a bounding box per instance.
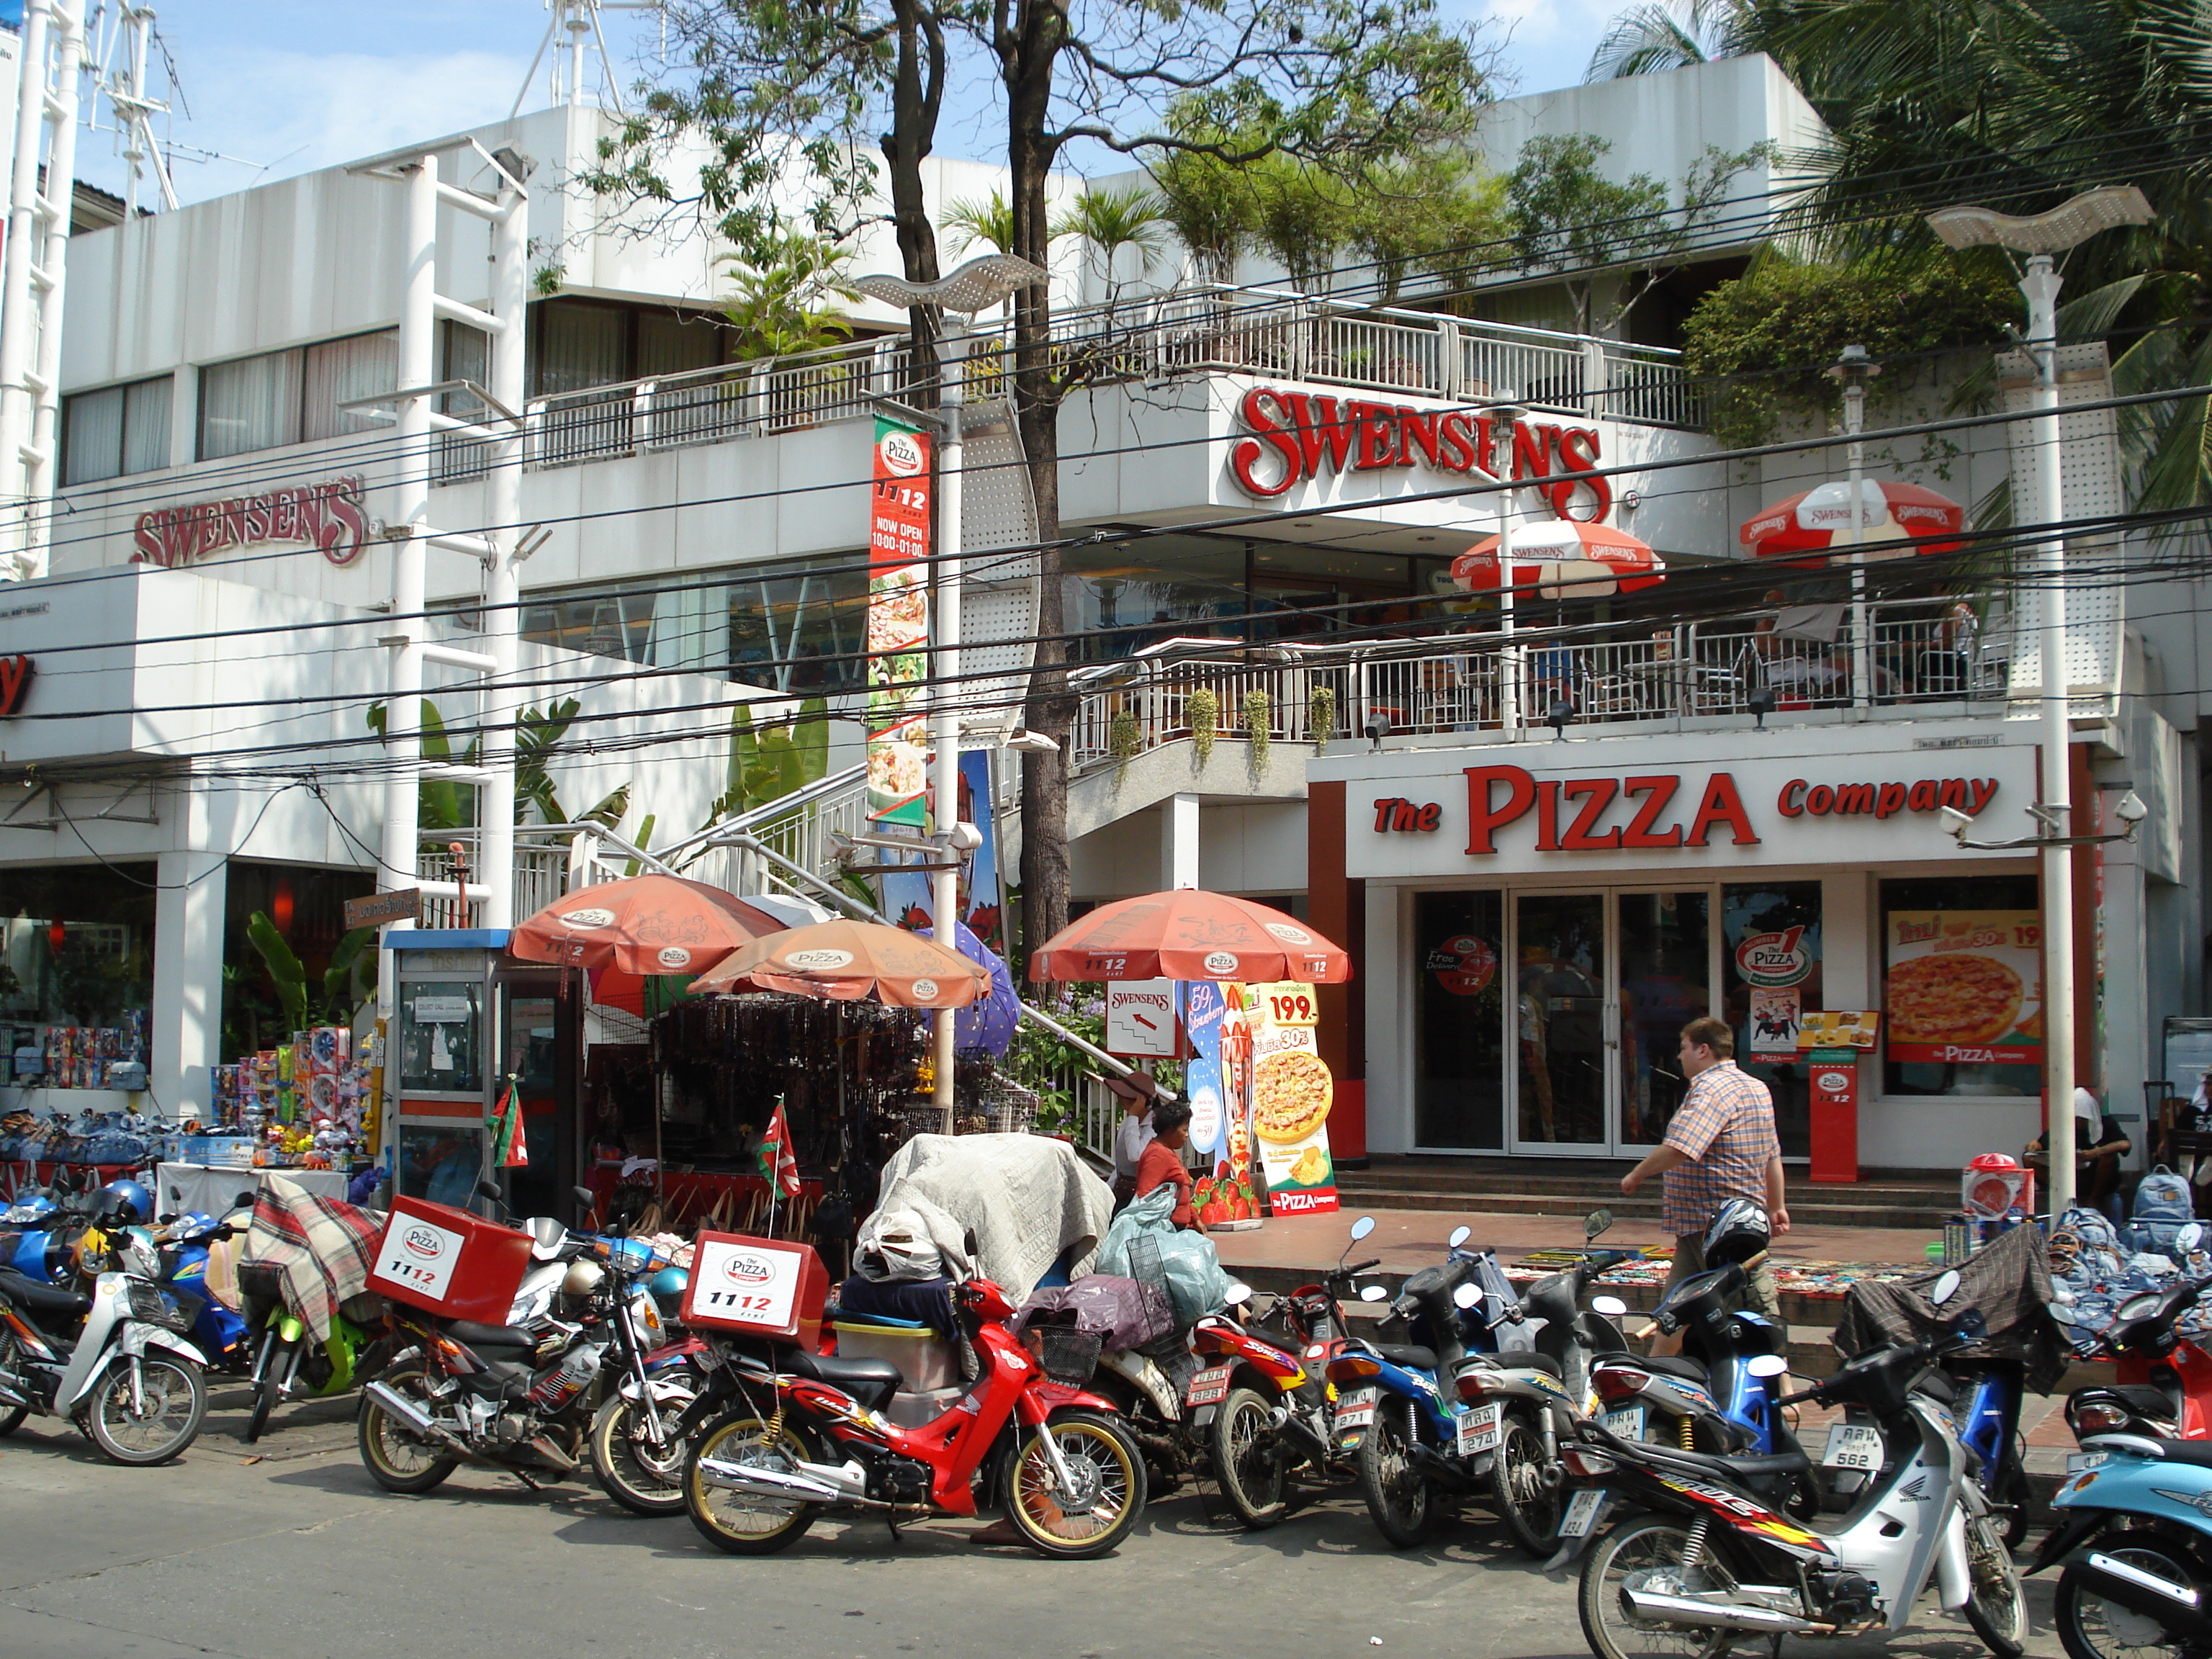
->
[1226,387,1614,520]
[132,475,370,570]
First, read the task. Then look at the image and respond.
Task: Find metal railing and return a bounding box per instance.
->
[414,837,569,929]
[1071,599,2013,771]
[492,287,1704,475]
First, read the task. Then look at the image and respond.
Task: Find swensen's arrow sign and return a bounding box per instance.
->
[346,889,423,930]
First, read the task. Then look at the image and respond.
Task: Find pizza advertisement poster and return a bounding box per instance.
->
[866,415,932,827]
[1747,987,1802,1059]
[1249,981,1339,1215]
[1884,910,2043,1065]
[1797,1010,1881,1051]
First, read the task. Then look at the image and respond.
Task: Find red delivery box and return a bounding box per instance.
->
[681,1232,828,1348]
[367,1195,534,1323]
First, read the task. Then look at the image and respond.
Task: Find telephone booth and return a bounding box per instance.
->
[385,932,585,1224]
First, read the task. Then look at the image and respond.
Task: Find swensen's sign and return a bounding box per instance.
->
[1227,387,1612,520]
[132,476,370,570]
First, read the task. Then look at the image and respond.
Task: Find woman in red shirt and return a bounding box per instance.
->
[1134,1100,1198,1229]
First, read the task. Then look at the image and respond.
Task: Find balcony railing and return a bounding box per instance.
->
[1071,598,2012,771]
[483,287,1703,477]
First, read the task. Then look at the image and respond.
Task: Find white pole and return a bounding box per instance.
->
[380,155,438,915]
[931,330,966,1133]
[478,172,529,928]
[1495,416,1520,738]
[2024,252,2075,1223]
[24,0,82,575]
[1844,370,1871,710]
[0,0,54,565]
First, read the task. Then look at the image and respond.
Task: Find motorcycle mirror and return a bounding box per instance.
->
[1929,1269,1961,1307]
[1359,1283,1389,1303]
[477,1179,503,1202]
[1453,1282,1481,1309]
[157,1213,176,1226]
[571,1185,595,1215]
[233,1192,256,1210]
[2049,1300,2080,1325]
[1349,1216,1376,1244]
[1223,1281,1253,1306]
[1746,1354,1789,1379]
[1591,1295,1628,1318]
[1448,1225,1472,1250]
[1586,1208,1614,1240]
[168,1186,182,1200]
[2181,1223,2206,1253]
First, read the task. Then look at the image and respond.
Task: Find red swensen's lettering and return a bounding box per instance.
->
[133,476,370,570]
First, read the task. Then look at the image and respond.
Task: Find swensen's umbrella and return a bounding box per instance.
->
[689,917,991,1009]
[508,875,790,1013]
[1740,479,1965,562]
[1452,519,1665,600]
[1028,889,1351,984]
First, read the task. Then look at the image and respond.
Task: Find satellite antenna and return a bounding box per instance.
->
[85,2,180,213]
[513,0,664,119]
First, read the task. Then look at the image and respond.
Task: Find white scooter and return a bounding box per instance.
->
[0,1225,213,1464]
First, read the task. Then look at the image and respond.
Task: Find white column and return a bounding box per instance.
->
[477,178,528,926]
[1162,792,1200,891]
[930,334,968,1130]
[150,849,225,1122]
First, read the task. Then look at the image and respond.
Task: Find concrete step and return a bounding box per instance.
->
[1331,1182,1952,1232]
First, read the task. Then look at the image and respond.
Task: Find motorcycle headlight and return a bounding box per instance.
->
[630,1289,663,1341]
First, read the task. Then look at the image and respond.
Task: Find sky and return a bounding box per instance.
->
[73,0,1626,210]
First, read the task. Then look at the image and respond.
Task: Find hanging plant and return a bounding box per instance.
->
[1244,688,1271,773]
[1308,683,1336,753]
[1108,708,1142,772]
[1187,688,1218,766]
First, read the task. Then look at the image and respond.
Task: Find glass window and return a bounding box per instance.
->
[1618,891,1712,1146]
[61,376,173,485]
[1880,875,2042,1097]
[1516,892,1606,1144]
[638,309,725,377]
[199,349,303,458]
[0,863,157,1030]
[302,329,398,441]
[398,979,484,1095]
[534,299,629,395]
[1721,882,1822,1159]
[1412,891,1505,1148]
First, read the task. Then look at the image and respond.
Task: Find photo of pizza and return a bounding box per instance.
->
[1290,1144,1331,1184]
[1254,1050,1333,1143]
[868,568,929,653]
[1885,952,2025,1046]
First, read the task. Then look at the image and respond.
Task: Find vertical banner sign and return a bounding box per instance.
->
[958,750,1004,952]
[1248,981,1339,1215]
[866,416,933,827]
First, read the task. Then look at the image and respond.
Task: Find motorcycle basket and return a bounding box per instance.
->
[1033,1323,1105,1385]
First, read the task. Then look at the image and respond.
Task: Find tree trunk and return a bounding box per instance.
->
[884,0,946,390]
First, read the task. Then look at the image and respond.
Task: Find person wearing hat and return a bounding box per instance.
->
[2026,1087,2132,1225]
[1106,1070,1159,1208]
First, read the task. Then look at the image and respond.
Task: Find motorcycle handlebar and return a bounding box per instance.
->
[1331,1258,1382,1280]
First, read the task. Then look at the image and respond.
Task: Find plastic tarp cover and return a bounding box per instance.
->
[866,1133,1112,1303]
[1094,1185,1231,1327]
[1831,1222,2067,1395]
[1015,1274,1172,1352]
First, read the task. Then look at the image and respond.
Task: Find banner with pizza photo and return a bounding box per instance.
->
[1246,981,1339,1216]
[1884,910,2043,1066]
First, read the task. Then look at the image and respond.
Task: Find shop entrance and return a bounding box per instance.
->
[1509,889,1714,1158]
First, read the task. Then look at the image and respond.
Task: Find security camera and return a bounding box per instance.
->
[2114,788,2147,825]
[1938,805,1974,842]
[1745,684,1779,729]
[1364,714,1390,752]
[944,820,984,853]
[1003,727,1060,754]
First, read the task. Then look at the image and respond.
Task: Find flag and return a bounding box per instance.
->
[757,1101,800,1196]
[489,1079,529,1169]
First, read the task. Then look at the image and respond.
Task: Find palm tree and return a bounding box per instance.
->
[942,191,1017,256]
[1585,0,1752,81]
[1052,184,1169,303]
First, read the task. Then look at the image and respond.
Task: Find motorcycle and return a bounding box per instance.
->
[2051,1252,2212,1442]
[583,1227,701,1515]
[1556,1269,2026,1659]
[0,1224,215,1464]
[683,1273,1148,1558]
[2031,1424,2212,1659]
[238,1262,387,1443]
[151,1195,258,1375]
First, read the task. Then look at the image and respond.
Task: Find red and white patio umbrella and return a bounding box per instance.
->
[1451,519,1665,600]
[1739,479,1966,562]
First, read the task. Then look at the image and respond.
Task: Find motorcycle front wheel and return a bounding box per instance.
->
[684,1411,822,1555]
[0,1329,29,1437]
[356,1364,458,1494]
[1357,1394,1433,1547]
[590,1388,695,1516]
[2055,1532,2198,1659]
[1490,1408,1561,1557]
[1962,1511,2028,1659]
[1578,1512,1738,1659]
[245,1370,283,1444]
[85,1354,207,1465]
[1212,1385,1290,1529]
[1005,1409,1146,1559]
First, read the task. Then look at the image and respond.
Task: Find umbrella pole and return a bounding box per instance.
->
[1838,346,1876,709]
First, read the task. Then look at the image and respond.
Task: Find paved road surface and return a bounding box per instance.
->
[0,1384,2072,1659]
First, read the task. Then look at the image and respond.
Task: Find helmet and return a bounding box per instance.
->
[647,1266,688,1323]
[561,1257,606,1298]
[1702,1199,1771,1268]
[99,1178,153,1227]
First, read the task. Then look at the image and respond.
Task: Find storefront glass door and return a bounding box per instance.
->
[1616,892,1713,1148]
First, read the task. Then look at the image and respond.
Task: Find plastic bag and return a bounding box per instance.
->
[1094,1186,1231,1327]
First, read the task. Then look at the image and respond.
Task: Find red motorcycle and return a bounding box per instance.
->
[683,1276,1148,1557]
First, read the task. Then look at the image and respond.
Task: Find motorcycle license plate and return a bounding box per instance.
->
[1822,1423,1883,1471]
[2067,1450,2110,1474]
[1334,1388,1377,1436]
[1185,1364,1233,1408]
[1560,1487,1611,1539]
[1455,1401,1502,1457]
[1602,1406,1645,1441]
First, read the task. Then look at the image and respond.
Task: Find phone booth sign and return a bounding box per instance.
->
[681,1232,830,1349]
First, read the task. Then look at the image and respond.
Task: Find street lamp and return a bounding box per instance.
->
[852,252,1048,1130]
[1825,344,1880,708]
[1928,184,2152,1221]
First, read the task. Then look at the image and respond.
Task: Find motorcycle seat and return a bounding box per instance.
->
[2085,1385,2177,1420]
[1607,1426,1808,1483]
[1489,1350,1563,1380]
[786,1348,904,1411]
[444,1319,541,1352]
[0,1268,90,1320]
[1367,1343,1439,1372]
[2123,1437,2212,1470]
[1640,1356,1710,1383]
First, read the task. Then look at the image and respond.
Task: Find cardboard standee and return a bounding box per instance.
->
[680,1231,830,1349]
[367,1195,534,1323]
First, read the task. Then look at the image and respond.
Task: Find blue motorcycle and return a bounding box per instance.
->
[2032,1428,2212,1659]
[151,1187,258,1372]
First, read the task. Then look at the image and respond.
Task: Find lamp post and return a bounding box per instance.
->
[1929,184,2152,1222]
[853,254,1048,1130]
[1827,344,1879,709]
[1490,393,1524,739]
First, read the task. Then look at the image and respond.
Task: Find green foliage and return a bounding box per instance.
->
[1148,142,1254,282]
[516,697,632,830]
[1308,683,1336,751]
[366,698,477,832]
[1054,185,1169,296]
[685,698,832,855]
[943,192,1017,257]
[246,912,308,1036]
[1243,688,1271,773]
[721,234,860,360]
[1681,255,2020,449]
[324,928,378,1021]
[1187,687,1219,767]
[1108,708,1142,772]
[1586,0,1750,81]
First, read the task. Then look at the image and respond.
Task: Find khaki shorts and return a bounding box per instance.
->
[1665,1233,1782,1326]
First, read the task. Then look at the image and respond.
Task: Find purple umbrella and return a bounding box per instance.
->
[923,920,1020,1056]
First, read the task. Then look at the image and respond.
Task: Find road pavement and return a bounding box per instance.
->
[0,1382,2073,1659]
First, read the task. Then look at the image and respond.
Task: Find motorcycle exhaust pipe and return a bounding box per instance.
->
[1621,1589,1820,1635]
[0,1376,26,1408]
[2065,1551,2212,1641]
[364,1380,477,1462]
[694,1457,853,1506]
[1410,1442,1475,1488]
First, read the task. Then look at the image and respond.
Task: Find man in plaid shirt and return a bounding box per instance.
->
[1620,1016,1788,1349]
